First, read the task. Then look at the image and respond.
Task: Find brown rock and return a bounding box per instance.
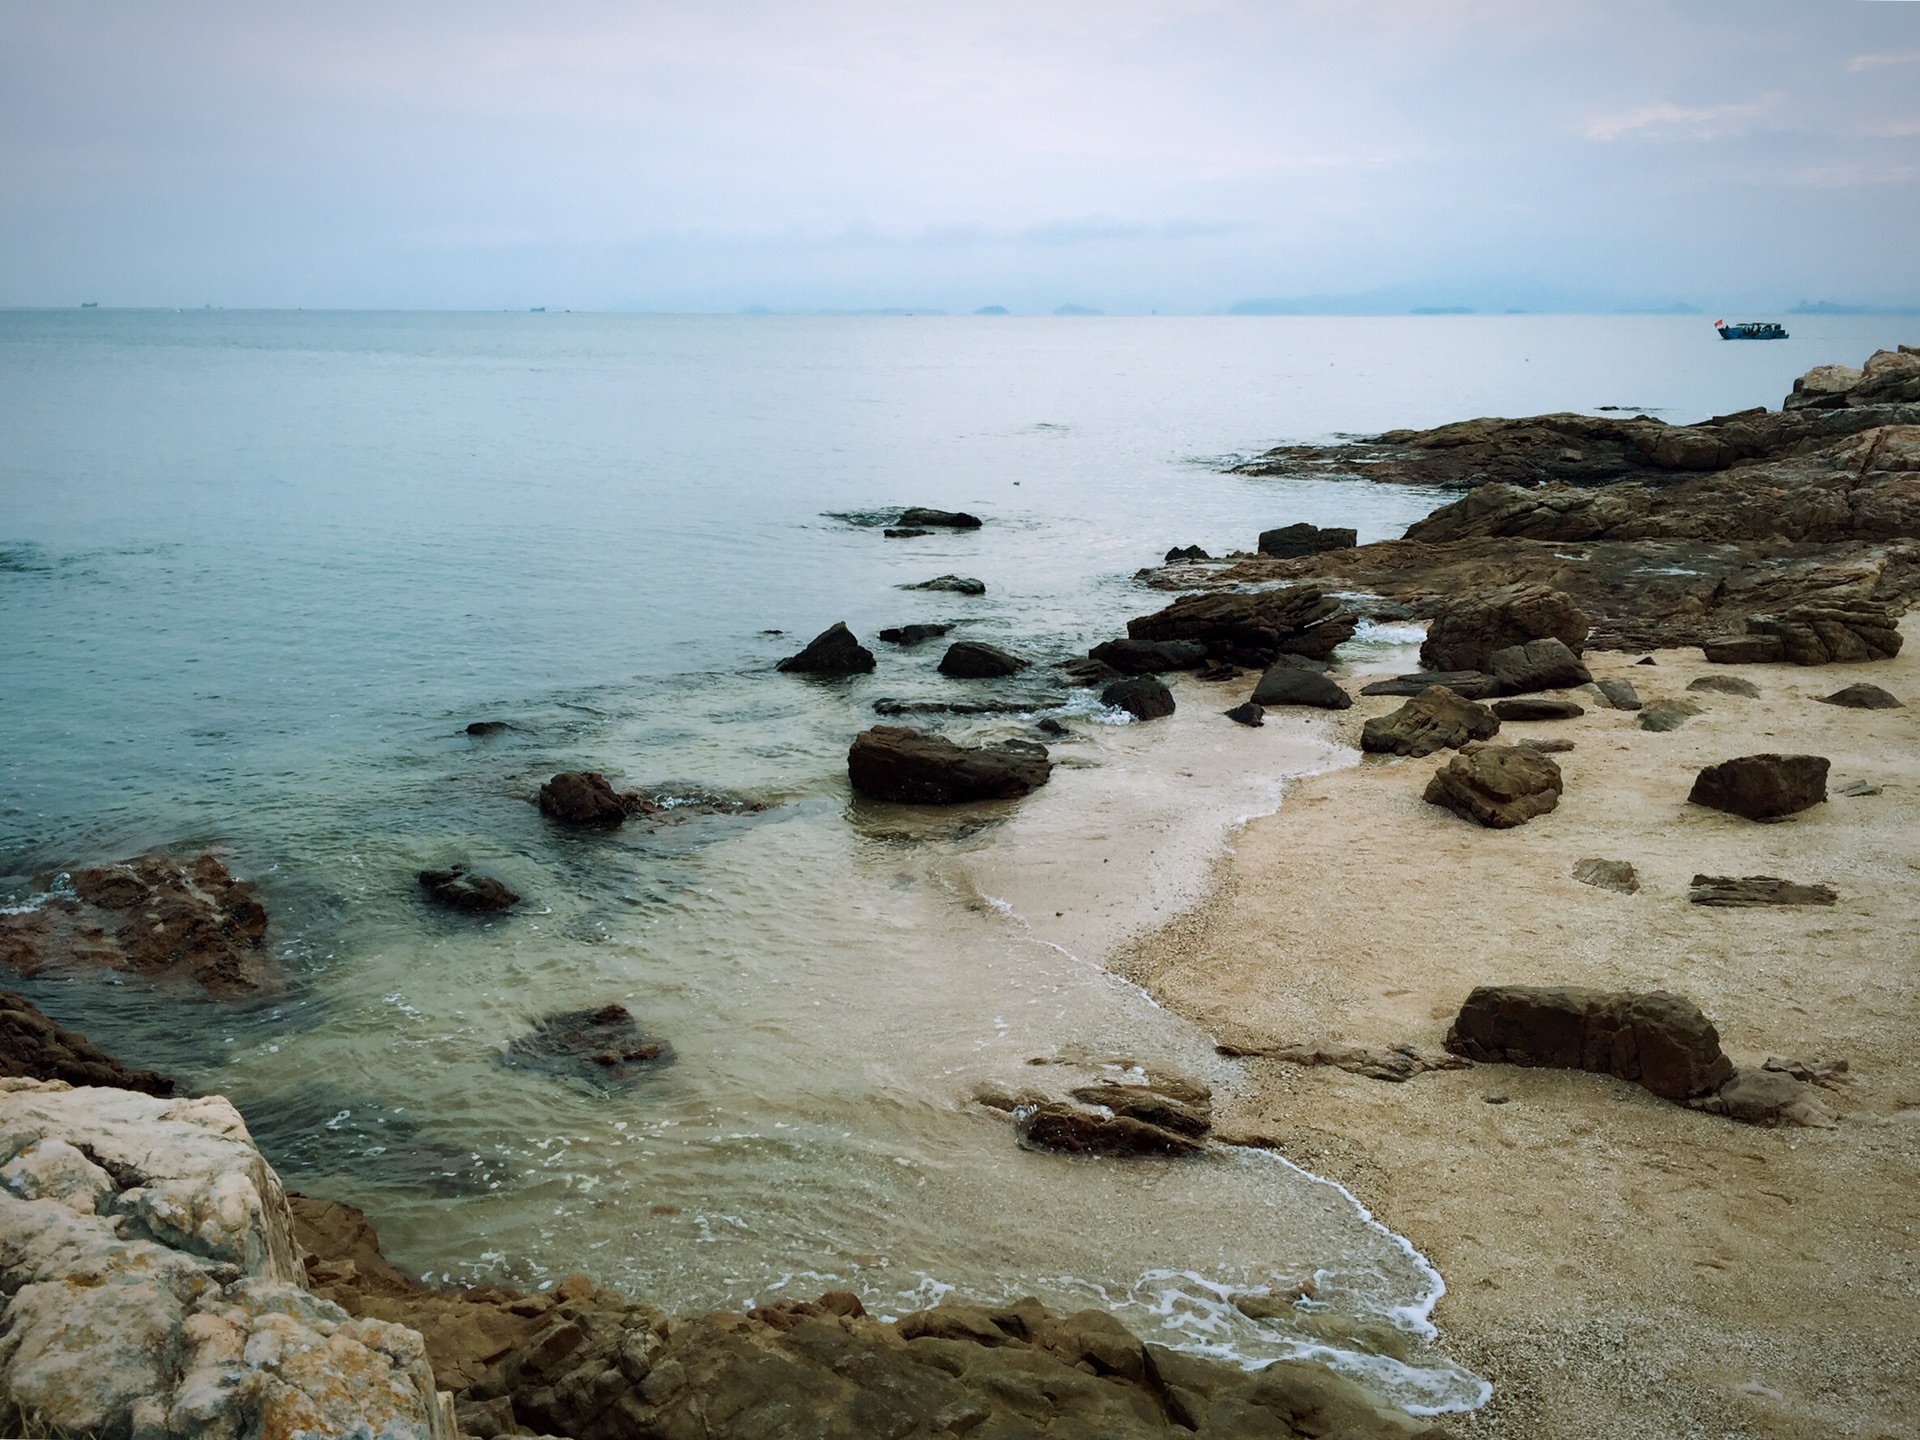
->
[1694,1069,1838,1129]
[1088,638,1207,674]
[1687,674,1760,697]
[1688,875,1838,907]
[1359,670,1499,700]
[1487,637,1593,694]
[1423,745,1563,828]
[1068,1082,1212,1136]
[1445,985,1735,1102]
[1360,686,1500,757]
[938,640,1029,678]
[537,771,642,827]
[1126,585,1358,666]
[1419,583,1590,672]
[0,990,174,1095]
[1250,663,1352,709]
[1571,858,1639,894]
[1258,522,1357,558]
[1743,601,1904,665]
[1818,682,1903,709]
[501,1003,674,1093]
[1015,1101,1205,1157]
[418,865,520,913]
[848,725,1052,803]
[1687,753,1829,820]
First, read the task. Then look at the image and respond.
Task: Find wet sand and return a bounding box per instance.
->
[1113,621,1920,1439]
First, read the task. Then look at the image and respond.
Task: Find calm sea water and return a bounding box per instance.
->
[2,310,1909,1412]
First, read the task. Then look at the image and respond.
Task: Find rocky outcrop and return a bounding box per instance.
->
[417,865,520,913]
[1102,675,1177,721]
[1258,523,1356,558]
[897,507,982,528]
[0,1080,454,1440]
[538,771,650,827]
[1089,637,1208,674]
[1444,986,1734,1102]
[0,852,269,996]
[1688,875,1838,907]
[777,621,877,674]
[1819,681,1903,708]
[1250,662,1352,709]
[848,726,1053,803]
[1419,583,1589,673]
[1702,600,1904,665]
[1164,544,1211,562]
[878,622,952,646]
[1422,745,1563,828]
[1126,586,1357,667]
[1692,1069,1837,1129]
[1360,686,1500,757]
[0,991,174,1095]
[938,640,1030,678]
[1786,348,1920,411]
[1688,753,1829,820]
[1216,1038,1469,1083]
[1017,1103,1206,1157]
[500,1004,674,1093]
[902,574,986,595]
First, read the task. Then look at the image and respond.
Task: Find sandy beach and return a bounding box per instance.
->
[1113,620,1920,1438]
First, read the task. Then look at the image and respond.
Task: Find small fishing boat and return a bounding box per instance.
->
[1715,319,1788,340]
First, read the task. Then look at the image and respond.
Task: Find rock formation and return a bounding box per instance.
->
[1089,637,1208,674]
[896,507,983,528]
[418,865,520,913]
[500,1004,674,1093]
[1126,586,1357,667]
[1422,745,1563,828]
[1258,523,1356,558]
[1419,584,1590,673]
[1102,675,1177,721]
[1360,686,1500,757]
[1487,637,1592,694]
[1250,662,1352,710]
[848,726,1053,803]
[538,772,651,828]
[878,622,953,646]
[1702,600,1903,665]
[1818,681,1902,708]
[902,574,986,594]
[777,621,877,674]
[1444,986,1734,1102]
[0,990,175,1095]
[1687,754,1830,820]
[1688,875,1838,907]
[938,640,1030,678]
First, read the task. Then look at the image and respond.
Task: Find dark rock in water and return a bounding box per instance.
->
[777,621,877,674]
[848,726,1052,803]
[1421,583,1590,673]
[878,622,953,646]
[1688,674,1760,697]
[1423,745,1563,828]
[538,771,643,827]
[1164,544,1211,562]
[1258,522,1357,558]
[1688,753,1829,820]
[502,1003,674,1092]
[1492,697,1585,721]
[897,507,983,528]
[1489,637,1593,694]
[901,574,986,595]
[938,640,1030,678]
[1036,717,1069,737]
[0,852,270,996]
[1361,686,1500,757]
[242,1086,513,1196]
[1101,675,1175,721]
[1594,678,1643,710]
[0,989,174,1095]
[1819,682,1903,709]
[418,865,520,913]
[1088,637,1207,674]
[1250,662,1351,710]
[1068,1082,1212,1137]
[1689,874,1838,907]
[873,696,1054,717]
[884,527,931,538]
[1015,1102,1204,1157]
[1572,858,1639,893]
[1127,585,1357,666]
[1445,985,1734,1102]
[1057,656,1122,687]
[1636,700,1700,732]
[465,720,509,736]
[1359,670,1498,700]
[1225,701,1265,727]
[1195,661,1241,682]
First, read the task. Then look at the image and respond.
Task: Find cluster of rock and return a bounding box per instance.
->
[973,1063,1217,1159]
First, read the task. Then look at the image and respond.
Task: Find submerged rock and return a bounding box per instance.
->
[537,770,650,827]
[1688,753,1829,820]
[938,640,1030,678]
[902,574,987,595]
[501,1003,674,1093]
[1016,1102,1205,1157]
[877,622,953,646]
[777,621,877,674]
[1423,745,1563,828]
[465,720,510,736]
[1445,985,1734,1102]
[0,990,174,1095]
[1067,1082,1212,1137]
[417,865,520,913]
[1258,522,1356,558]
[884,527,931,538]
[848,725,1052,803]
[897,507,983,528]
[1101,674,1176,721]
[1360,686,1500,757]
[1420,583,1590,673]
[1688,874,1838,907]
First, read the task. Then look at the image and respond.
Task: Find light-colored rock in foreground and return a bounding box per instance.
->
[0,1078,453,1440]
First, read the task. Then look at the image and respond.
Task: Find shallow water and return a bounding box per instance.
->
[3,310,1912,1412]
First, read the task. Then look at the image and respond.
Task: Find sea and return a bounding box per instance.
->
[2,309,1909,1414]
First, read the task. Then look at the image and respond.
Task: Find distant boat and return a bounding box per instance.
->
[80,301,97,308]
[1715,319,1787,340]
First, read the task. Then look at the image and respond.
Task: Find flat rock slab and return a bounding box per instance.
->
[1688,674,1760,697]
[1423,745,1563,828]
[777,621,877,674]
[1445,985,1733,1102]
[501,1003,674,1093]
[1102,674,1176,721]
[1492,697,1585,721]
[1359,670,1499,700]
[1361,686,1500,757]
[418,865,519,913]
[849,725,1053,803]
[1688,753,1829,820]
[1593,678,1643,710]
[1820,682,1903,709]
[1637,699,1701,732]
[1689,874,1838,906]
[1572,858,1640,894]
[902,574,986,594]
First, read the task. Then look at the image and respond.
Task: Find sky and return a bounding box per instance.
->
[1,1,1916,313]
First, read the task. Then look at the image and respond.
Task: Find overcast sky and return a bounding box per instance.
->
[2,1,1916,312]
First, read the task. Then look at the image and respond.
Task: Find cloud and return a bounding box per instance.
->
[1847,50,1920,73]
[1584,99,1770,142]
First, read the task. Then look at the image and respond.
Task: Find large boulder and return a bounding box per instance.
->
[1423,745,1563,828]
[537,771,642,827]
[848,726,1052,803]
[897,507,983,528]
[1849,347,1920,407]
[1704,601,1904,665]
[1102,675,1176,720]
[1419,583,1591,673]
[0,852,269,997]
[1360,686,1500,757]
[938,640,1029,678]
[1444,985,1735,1102]
[1087,637,1207,674]
[1688,753,1829,820]
[0,1081,454,1440]
[1250,661,1352,709]
[1257,522,1357,558]
[1785,363,1865,411]
[1488,637,1593,694]
[0,991,174,1095]
[1127,586,1357,666]
[777,621,877,674]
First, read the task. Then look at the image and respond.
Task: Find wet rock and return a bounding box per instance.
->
[1688,753,1829,820]
[1127,585,1357,666]
[877,622,953,646]
[1419,583,1590,673]
[1250,662,1352,709]
[1068,1082,1212,1137]
[0,852,270,996]
[848,725,1053,803]
[902,574,987,595]
[1036,717,1070,737]
[938,640,1030,678]
[1057,656,1122,687]
[1594,677,1643,710]
[1359,670,1500,700]
[1492,697,1585,721]
[776,621,877,674]
[1445,985,1734,1102]
[884,527,930,538]
[1164,544,1211,562]
[537,771,644,827]
[897,507,983,528]
[1637,700,1701,732]
[1693,1069,1838,1128]
[1102,674,1176,721]
[1088,637,1207,674]
[1423,745,1563,828]
[466,720,509,736]
[417,865,520,913]
[1015,1102,1205,1157]
[501,1004,674,1093]
[1258,522,1356,558]
[1488,637,1593,694]
[1572,858,1639,894]
[1688,674,1760,697]
[0,990,174,1095]
[1819,681,1903,709]
[1196,661,1242,682]
[1689,875,1838,907]
[1225,701,1265,726]
[1360,686,1500,757]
